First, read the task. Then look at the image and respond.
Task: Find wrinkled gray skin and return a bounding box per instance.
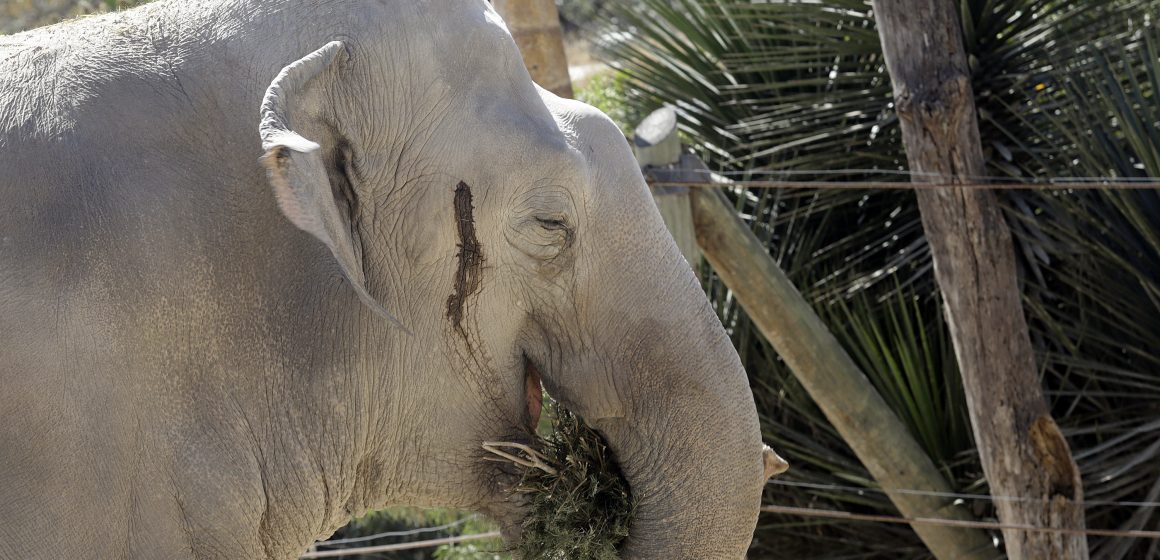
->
[0,1,772,558]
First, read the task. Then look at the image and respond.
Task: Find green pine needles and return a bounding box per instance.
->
[485,403,634,560]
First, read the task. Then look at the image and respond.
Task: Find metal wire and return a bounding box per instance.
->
[766,479,1160,508]
[312,516,476,547]
[646,178,1160,190]
[760,505,1160,540]
[670,167,1160,183]
[300,531,502,559]
[643,166,1160,189]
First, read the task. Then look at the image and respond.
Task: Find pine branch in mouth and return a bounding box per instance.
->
[483,399,634,560]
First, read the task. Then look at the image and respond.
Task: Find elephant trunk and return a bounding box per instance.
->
[592,287,770,558]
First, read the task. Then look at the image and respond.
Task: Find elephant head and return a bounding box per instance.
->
[255,3,783,557]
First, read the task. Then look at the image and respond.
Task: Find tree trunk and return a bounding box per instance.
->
[689,187,995,560]
[491,0,573,98]
[869,2,1088,558]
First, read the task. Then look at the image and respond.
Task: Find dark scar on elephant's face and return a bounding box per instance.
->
[446,181,484,337]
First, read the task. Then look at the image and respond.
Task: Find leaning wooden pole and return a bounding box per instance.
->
[492,0,573,98]
[869,2,1088,558]
[689,188,994,560]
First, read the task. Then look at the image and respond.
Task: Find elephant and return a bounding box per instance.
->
[0,0,785,558]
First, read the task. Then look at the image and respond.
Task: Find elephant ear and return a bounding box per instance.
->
[258,41,409,333]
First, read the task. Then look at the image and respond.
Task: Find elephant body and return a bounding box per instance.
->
[0,1,772,558]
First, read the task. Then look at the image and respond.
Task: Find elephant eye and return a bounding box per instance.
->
[508,214,575,262]
[535,216,569,231]
[506,187,577,262]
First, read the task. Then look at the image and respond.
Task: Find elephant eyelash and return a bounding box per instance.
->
[535,217,569,231]
[529,216,576,253]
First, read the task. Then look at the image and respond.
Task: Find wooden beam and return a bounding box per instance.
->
[689,187,995,560]
[869,2,1088,558]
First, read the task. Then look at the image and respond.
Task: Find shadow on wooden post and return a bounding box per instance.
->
[633,106,702,277]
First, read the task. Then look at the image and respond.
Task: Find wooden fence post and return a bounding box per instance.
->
[688,187,995,560]
[631,106,994,559]
[870,2,1088,558]
[633,106,701,275]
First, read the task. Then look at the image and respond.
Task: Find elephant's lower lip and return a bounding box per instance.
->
[524,357,543,431]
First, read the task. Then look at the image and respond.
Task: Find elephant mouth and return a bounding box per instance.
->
[486,356,637,556]
[474,354,546,525]
[476,355,552,542]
